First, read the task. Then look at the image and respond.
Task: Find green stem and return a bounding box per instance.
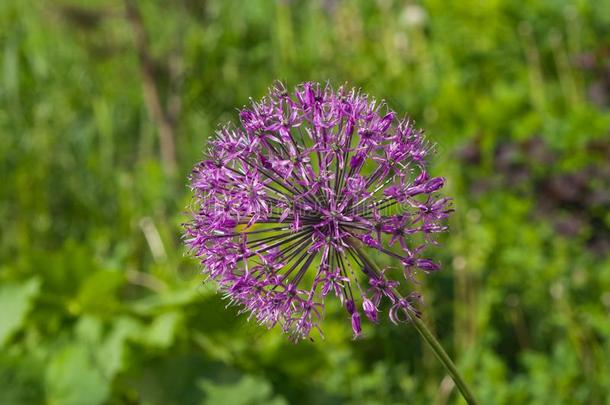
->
[410,315,478,405]
[351,241,478,405]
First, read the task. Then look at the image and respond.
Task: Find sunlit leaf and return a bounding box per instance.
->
[0,277,40,347]
[45,345,110,405]
[198,375,287,405]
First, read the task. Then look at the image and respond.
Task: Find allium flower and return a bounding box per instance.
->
[184,82,452,341]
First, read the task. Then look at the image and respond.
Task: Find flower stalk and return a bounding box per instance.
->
[411,316,478,405]
[351,241,478,405]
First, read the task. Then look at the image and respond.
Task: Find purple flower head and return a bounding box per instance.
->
[184,82,452,341]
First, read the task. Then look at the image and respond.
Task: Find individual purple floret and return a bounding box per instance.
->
[184,82,452,341]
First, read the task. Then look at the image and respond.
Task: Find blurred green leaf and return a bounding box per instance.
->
[75,269,124,315]
[131,284,213,315]
[0,277,40,347]
[198,375,287,405]
[98,316,144,378]
[0,352,44,405]
[44,345,110,405]
[142,310,183,349]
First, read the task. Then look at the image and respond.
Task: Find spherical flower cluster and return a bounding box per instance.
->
[184,82,452,340]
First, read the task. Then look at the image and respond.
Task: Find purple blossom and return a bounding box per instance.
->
[184,82,452,341]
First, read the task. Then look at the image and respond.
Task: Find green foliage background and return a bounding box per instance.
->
[1,0,610,404]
